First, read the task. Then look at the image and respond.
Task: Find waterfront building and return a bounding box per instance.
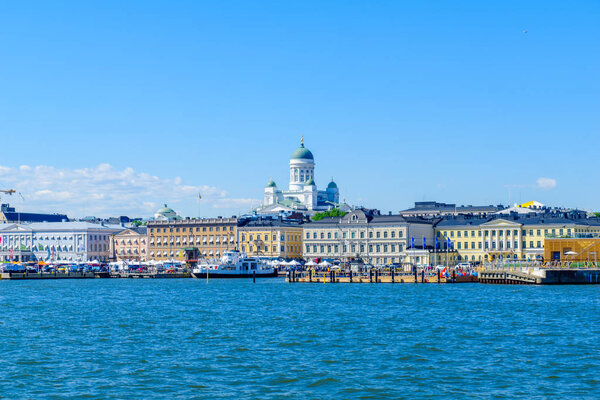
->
[302,208,435,266]
[111,227,148,261]
[434,211,600,263]
[237,216,303,259]
[259,138,340,214]
[147,217,237,261]
[0,222,122,262]
[0,203,68,224]
[544,236,600,263]
[400,201,505,218]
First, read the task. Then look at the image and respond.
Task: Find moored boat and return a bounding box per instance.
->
[191,250,277,278]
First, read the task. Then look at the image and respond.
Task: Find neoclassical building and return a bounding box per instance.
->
[260,138,339,213]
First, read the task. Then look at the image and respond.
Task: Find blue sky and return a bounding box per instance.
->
[1,1,598,218]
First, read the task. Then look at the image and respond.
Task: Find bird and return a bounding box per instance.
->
[523,30,528,34]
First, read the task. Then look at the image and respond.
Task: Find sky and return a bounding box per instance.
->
[0,0,598,218]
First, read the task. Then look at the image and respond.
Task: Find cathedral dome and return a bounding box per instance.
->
[266,178,277,188]
[327,180,338,189]
[291,143,314,160]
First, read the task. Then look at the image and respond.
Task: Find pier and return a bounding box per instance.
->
[286,269,478,284]
[0,271,103,280]
[479,268,600,285]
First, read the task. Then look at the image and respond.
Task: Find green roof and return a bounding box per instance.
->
[291,143,314,160]
[327,180,337,189]
[266,178,277,188]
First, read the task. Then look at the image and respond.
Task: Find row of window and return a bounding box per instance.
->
[306,243,404,254]
[306,230,405,240]
[240,244,301,254]
[241,233,300,242]
[440,228,574,238]
[149,226,234,233]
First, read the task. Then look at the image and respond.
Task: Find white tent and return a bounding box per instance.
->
[319,260,332,267]
[288,260,301,266]
[305,260,318,266]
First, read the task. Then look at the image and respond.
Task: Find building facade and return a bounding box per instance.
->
[237,217,303,259]
[260,138,340,213]
[0,222,122,262]
[147,217,237,261]
[111,227,148,261]
[302,209,435,266]
[434,212,600,263]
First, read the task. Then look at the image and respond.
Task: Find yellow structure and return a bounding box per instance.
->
[147,217,237,261]
[544,237,600,263]
[237,219,303,259]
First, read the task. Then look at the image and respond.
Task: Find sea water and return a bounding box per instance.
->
[1,279,599,399]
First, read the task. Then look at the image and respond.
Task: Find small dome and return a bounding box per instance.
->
[291,143,314,160]
[157,204,175,215]
[327,180,338,189]
[266,178,277,188]
[305,178,316,186]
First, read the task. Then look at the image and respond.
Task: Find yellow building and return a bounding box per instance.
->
[147,217,237,261]
[237,218,303,259]
[435,213,600,263]
[544,237,600,263]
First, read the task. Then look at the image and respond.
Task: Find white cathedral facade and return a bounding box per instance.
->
[259,139,340,214]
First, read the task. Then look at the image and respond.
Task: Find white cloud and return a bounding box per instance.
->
[0,164,258,218]
[535,177,557,190]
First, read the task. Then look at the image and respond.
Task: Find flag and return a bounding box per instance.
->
[198,194,202,200]
[10,248,13,260]
[435,237,439,249]
[423,237,426,249]
[411,237,414,248]
[447,238,451,249]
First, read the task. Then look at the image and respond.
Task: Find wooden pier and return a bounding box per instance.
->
[286,270,478,284]
[109,272,190,279]
[0,271,102,280]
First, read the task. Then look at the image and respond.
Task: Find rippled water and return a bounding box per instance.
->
[1,279,599,399]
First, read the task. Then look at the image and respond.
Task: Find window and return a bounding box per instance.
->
[537,241,541,248]
[376,231,380,238]
[458,231,462,238]
[383,231,388,238]
[478,231,482,237]
[306,232,310,239]
[450,231,454,237]
[478,242,482,249]
[320,232,324,239]
[514,241,518,248]
[351,232,355,239]
[327,232,331,239]
[313,232,317,239]
[360,232,365,239]
[369,232,373,238]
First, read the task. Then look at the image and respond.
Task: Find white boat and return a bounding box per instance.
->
[191,250,278,278]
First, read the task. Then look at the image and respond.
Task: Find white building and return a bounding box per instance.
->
[260,138,340,213]
[0,222,123,262]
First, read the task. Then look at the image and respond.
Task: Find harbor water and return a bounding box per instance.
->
[1,279,599,399]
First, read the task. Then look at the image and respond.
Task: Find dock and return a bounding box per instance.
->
[479,268,600,285]
[0,271,104,280]
[109,272,190,279]
[286,270,477,284]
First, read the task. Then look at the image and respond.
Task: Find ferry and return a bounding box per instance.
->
[191,250,278,278]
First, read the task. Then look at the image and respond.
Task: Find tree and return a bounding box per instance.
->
[312,208,347,221]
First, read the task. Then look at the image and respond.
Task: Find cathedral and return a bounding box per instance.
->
[259,139,340,214]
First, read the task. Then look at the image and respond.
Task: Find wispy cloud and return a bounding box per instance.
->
[0,164,257,218]
[535,177,557,190]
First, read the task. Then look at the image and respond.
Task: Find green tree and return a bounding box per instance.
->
[312,208,347,221]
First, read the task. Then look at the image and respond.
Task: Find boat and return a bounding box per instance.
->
[191,250,278,278]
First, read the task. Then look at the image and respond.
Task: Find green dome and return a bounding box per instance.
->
[266,178,277,188]
[327,180,337,189]
[291,143,314,160]
[157,204,175,215]
[305,178,316,186]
